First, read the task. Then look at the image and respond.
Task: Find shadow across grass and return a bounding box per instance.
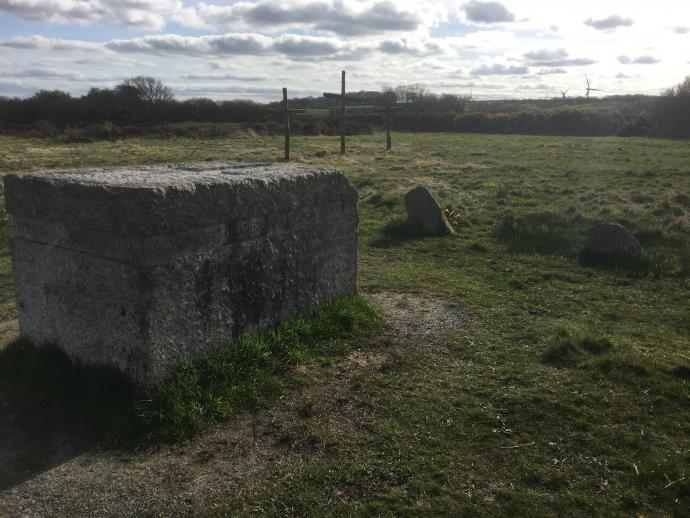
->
[0,340,142,490]
[369,218,457,248]
[0,339,142,437]
[579,245,690,278]
[0,294,382,483]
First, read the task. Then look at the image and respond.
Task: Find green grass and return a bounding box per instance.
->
[139,295,381,442]
[0,131,688,515]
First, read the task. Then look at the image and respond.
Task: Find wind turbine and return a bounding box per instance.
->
[560,88,569,99]
[585,75,602,99]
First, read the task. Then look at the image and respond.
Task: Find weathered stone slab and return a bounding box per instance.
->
[4,162,358,388]
[404,186,454,236]
[584,222,642,262]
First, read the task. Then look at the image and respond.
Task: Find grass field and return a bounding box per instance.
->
[0,131,688,515]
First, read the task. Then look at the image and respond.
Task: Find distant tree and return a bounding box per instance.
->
[120,76,174,104]
[662,76,690,97]
[25,90,77,126]
[383,85,466,114]
[83,86,144,125]
[653,76,690,136]
[380,86,396,105]
[218,99,269,123]
[30,90,72,102]
[394,84,429,105]
[437,93,467,113]
[181,97,220,122]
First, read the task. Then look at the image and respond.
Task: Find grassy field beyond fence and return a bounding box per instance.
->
[0,131,688,515]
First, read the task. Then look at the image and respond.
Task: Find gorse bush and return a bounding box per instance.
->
[442,205,461,227]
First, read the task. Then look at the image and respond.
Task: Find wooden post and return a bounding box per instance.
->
[385,92,392,151]
[283,87,290,161]
[340,70,346,154]
[324,71,365,155]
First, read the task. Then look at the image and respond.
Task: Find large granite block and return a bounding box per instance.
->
[4,162,358,388]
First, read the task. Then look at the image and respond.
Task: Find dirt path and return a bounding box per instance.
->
[0,294,466,517]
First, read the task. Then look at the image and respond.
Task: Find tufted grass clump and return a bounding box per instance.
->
[493,211,588,256]
[540,329,614,368]
[139,294,382,442]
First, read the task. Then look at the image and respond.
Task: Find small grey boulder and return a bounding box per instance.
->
[584,223,642,261]
[404,186,454,236]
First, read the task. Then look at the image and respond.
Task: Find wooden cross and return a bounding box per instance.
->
[379,92,409,151]
[323,70,364,154]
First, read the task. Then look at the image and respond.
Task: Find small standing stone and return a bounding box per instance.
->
[584,223,642,261]
[404,186,454,236]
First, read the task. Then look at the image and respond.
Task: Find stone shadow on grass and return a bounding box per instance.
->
[368,218,455,249]
[0,340,141,491]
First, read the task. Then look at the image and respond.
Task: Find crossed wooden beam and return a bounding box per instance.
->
[281,70,408,161]
[323,71,365,155]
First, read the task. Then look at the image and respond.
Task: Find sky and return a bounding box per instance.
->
[0,0,688,102]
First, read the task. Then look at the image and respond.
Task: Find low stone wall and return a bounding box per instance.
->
[4,162,358,388]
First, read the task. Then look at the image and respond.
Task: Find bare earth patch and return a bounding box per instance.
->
[0,293,467,517]
[366,291,467,338]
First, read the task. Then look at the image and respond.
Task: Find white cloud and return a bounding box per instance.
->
[523,49,597,67]
[0,0,442,34]
[537,68,567,75]
[461,1,515,24]
[197,0,422,36]
[524,48,568,61]
[583,14,634,31]
[0,35,101,52]
[377,38,443,56]
[472,63,529,75]
[105,33,274,56]
[1,0,689,100]
[182,72,268,81]
[0,0,185,30]
[618,54,661,65]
